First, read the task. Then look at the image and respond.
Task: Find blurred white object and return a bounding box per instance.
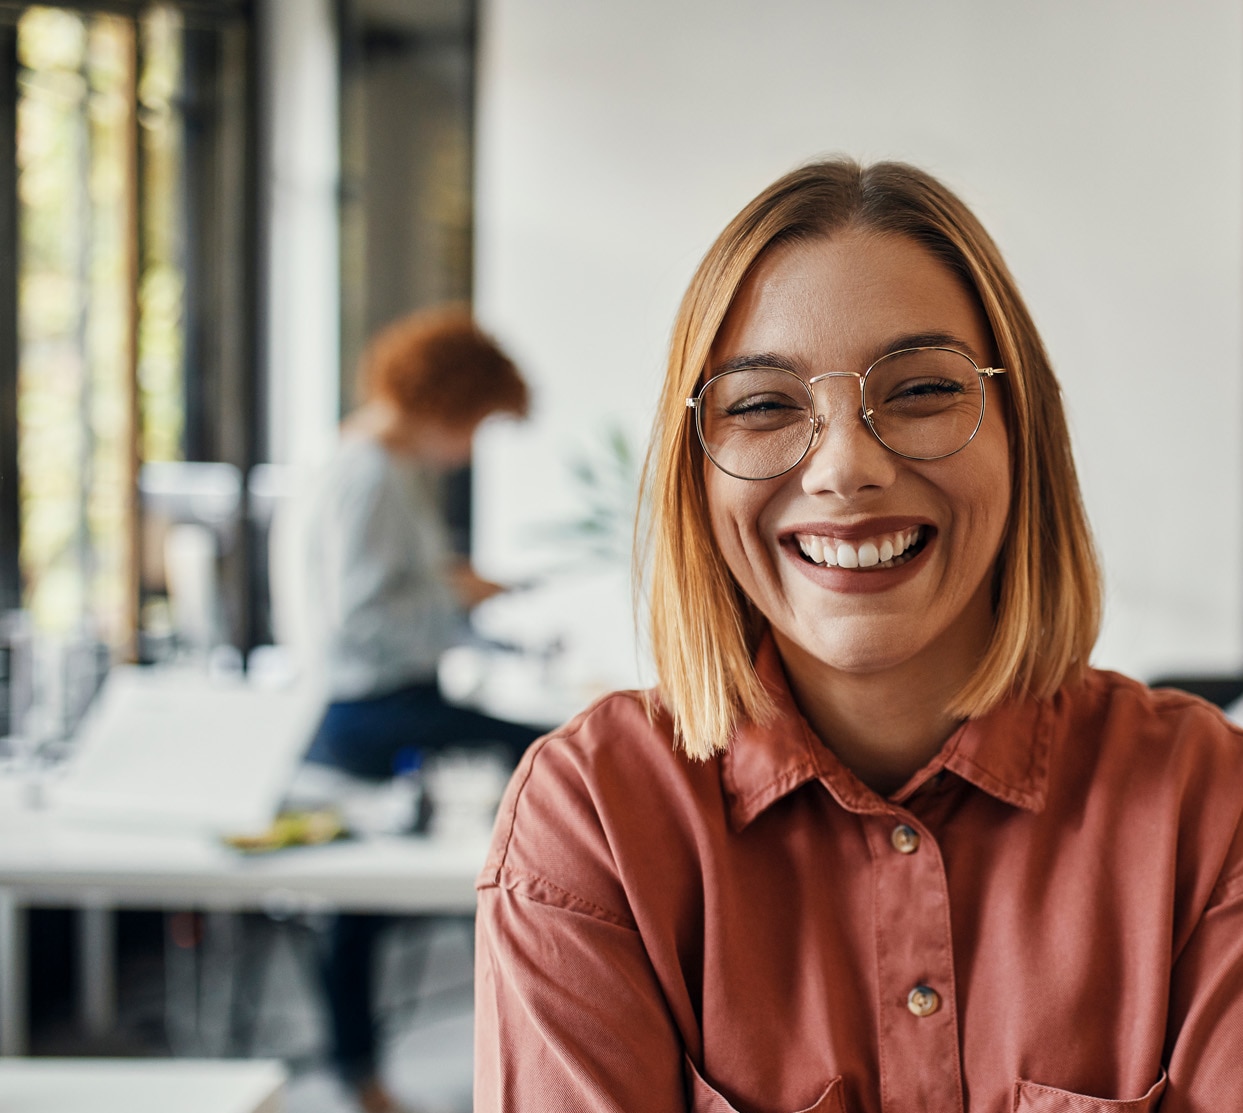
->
[1226,693,1243,725]
[264,465,320,682]
[207,644,244,681]
[140,461,243,527]
[19,628,111,750]
[437,644,488,704]
[0,610,33,743]
[280,761,360,811]
[424,748,511,840]
[246,463,297,528]
[281,762,422,837]
[53,666,325,834]
[246,644,299,689]
[140,462,244,662]
[437,638,581,729]
[165,523,220,656]
[469,566,654,715]
[353,776,423,838]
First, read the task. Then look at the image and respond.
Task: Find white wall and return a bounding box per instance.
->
[472,0,1243,689]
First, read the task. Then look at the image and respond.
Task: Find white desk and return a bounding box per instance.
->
[0,1057,286,1113]
[0,786,489,1056]
[0,651,573,1060]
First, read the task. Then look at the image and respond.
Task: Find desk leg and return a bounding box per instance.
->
[78,905,116,1037]
[0,889,27,1055]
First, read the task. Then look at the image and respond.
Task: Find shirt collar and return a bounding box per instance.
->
[719,637,1052,831]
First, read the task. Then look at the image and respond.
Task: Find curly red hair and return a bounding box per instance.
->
[360,304,528,428]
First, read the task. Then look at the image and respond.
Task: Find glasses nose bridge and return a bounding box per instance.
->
[805,370,868,445]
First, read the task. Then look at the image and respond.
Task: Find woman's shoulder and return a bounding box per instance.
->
[1088,670,1243,903]
[523,686,690,770]
[1055,669,1243,860]
[326,433,400,485]
[478,688,723,924]
[308,435,386,504]
[488,686,718,839]
[1051,668,1243,789]
[312,435,425,521]
[1073,667,1243,754]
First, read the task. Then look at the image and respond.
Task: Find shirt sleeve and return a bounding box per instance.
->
[1163,827,1243,1107]
[474,883,688,1112]
[473,715,698,1113]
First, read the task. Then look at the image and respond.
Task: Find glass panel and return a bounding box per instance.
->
[13,0,259,716]
[17,5,137,645]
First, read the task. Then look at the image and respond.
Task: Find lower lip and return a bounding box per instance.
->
[782,535,933,594]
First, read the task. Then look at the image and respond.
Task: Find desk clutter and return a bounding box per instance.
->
[0,634,520,1113]
[0,636,515,840]
[226,750,512,853]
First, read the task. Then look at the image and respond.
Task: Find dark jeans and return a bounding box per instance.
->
[306,681,543,1085]
[305,679,544,779]
[319,913,395,1087]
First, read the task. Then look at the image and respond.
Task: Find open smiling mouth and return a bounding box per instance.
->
[795,525,929,571]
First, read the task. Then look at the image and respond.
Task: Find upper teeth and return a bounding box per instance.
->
[796,526,924,569]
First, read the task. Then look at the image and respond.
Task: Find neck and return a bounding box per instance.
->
[772,622,988,796]
[345,401,428,460]
[344,399,397,438]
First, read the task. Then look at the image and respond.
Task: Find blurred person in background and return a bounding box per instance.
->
[301,304,542,1113]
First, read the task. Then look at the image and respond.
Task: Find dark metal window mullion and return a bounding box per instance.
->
[0,18,19,613]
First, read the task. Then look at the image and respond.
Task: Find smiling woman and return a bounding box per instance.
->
[473,161,1243,1113]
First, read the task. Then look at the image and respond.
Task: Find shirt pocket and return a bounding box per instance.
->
[684,1054,846,1113]
[1012,1070,1167,1112]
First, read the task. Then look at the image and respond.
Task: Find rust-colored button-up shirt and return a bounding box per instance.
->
[475,643,1243,1112]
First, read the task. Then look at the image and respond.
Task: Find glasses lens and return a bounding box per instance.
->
[696,368,814,479]
[863,348,986,459]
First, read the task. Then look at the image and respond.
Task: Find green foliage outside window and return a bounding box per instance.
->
[16,4,184,646]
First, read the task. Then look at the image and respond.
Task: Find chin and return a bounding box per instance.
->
[779,622,926,677]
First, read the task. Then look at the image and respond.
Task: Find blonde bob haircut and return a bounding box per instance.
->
[641,159,1102,761]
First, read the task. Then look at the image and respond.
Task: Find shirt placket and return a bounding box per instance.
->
[865,807,964,1112]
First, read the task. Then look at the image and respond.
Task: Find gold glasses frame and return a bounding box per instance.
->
[685,346,1006,481]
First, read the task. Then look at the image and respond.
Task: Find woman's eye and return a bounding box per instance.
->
[702,369,810,430]
[891,377,964,399]
[721,394,809,430]
[727,394,802,416]
[878,377,971,415]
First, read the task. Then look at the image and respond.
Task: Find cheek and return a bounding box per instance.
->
[704,469,777,586]
[985,394,1014,533]
[958,434,1012,560]
[986,425,1013,536]
[704,471,740,567]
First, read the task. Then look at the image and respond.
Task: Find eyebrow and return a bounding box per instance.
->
[711,351,802,376]
[881,331,985,364]
[710,331,986,378]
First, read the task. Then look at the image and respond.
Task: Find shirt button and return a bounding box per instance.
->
[907,985,941,1017]
[890,824,920,854]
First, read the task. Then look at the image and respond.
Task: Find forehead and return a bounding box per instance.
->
[712,229,994,369]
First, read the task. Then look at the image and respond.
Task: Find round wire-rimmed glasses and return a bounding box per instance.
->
[685,346,1006,481]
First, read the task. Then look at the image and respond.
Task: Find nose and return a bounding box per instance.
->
[799,377,897,497]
